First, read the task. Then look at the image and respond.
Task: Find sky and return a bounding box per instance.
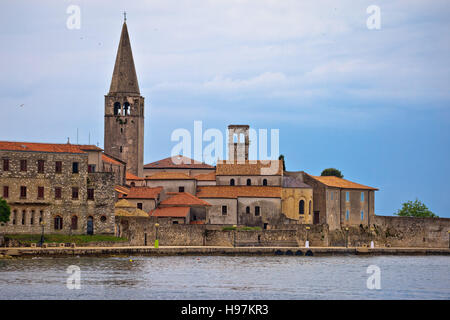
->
[1,0,449,217]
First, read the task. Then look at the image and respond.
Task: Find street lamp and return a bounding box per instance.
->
[305,226,310,248]
[345,227,349,248]
[39,221,45,247]
[154,223,159,248]
[370,227,375,248]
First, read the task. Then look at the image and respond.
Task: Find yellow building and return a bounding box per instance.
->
[281,176,313,224]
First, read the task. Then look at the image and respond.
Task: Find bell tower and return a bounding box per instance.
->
[104,19,144,177]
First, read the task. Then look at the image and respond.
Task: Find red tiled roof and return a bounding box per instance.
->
[197,186,281,199]
[119,187,163,199]
[149,206,190,218]
[102,154,123,166]
[144,155,214,169]
[190,220,205,225]
[161,192,211,206]
[194,172,216,181]
[309,175,378,190]
[0,141,87,154]
[76,145,103,152]
[145,172,194,180]
[126,171,144,181]
[115,185,130,195]
[216,160,283,176]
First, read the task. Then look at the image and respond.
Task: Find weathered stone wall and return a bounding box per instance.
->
[145,179,196,195]
[216,175,282,186]
[0,150,115,235]
[281,187,313,223]
[114,215,450,248]
[237,197,282,227]
[204,198,238,224]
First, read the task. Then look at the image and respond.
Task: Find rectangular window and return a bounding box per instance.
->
[361,210,364,220]
[37,186,44,199]
[87,188,94,200]
[179,186,185,192]
[72,187,79,199]
[255,206,261,216]
[346,210,349,221]
[137,203,143,210]
[2,159,9,171]
[55,161,62,173]
[361,192,364,202]
[20,160,27,172]
[331,192,334,201]
[55,187,62,199]
[222,206,227,215]
[3,186,9,198]
[346,191,350,202]
[37,160,45,173]
[20,186,27,198]
[72,162,79,174]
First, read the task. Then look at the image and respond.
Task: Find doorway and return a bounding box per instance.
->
[313,211,320,225]
[87,216,94,235]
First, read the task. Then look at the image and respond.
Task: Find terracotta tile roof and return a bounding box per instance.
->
[115,208,149,217]
[149,206,190,218]
[119,186,163,199]
[144,155,214,169]
[190,220,205,225]
[0,141,87,154]
[126,171,144,181]
[115,199,135,208]
[161,192,211,206]
[310,175,378,190]
[216,160,283,176]
[115,185,130,195]
[102,154,123,166]
[282,176,312,188]
[145,172,195,180]
[194,172,216,181]
[76,145,103,152]
[197,186,281,199]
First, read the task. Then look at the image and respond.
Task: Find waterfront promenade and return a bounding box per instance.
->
[1,246,449,257]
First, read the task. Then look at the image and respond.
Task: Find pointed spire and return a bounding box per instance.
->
[109,21,140,95]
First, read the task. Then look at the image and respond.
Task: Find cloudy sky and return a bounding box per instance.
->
[1,0,449,217]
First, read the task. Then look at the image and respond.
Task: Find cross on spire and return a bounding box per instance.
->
[123,11,127,22]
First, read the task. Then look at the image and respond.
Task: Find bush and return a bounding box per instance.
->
[395,199,437,218]
[321,168,343,178]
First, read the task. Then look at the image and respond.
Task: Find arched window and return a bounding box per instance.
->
[309,200,312,215]
[246,206,250,214]
[54,215,63,230]
[230,179,235,186]
[12,210,17,225]
[263,179,268,186]
[299,200,305,215]
[22,210,26,225]
[130,182,135,187]
[87,216,94,235]
[31,210,35,225]
[233,134,238,143]
[71,215,78,230]
[113,102,121,115]
[123,102,130,116]
[246,179,251,186]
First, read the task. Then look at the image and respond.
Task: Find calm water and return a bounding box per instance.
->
[0,255,449,299]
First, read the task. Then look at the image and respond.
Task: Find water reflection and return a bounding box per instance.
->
[0,255,449,300]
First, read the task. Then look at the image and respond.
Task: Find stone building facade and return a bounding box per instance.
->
[0,142,116,235]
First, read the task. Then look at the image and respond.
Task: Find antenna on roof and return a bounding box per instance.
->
[76,128,79,145]
[67,137,70,144]
[88,131,91,145]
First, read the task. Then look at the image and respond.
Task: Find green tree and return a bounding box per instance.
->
[321,168,343,178]
[395,198,437,218]
[278,154,286,171]
[0,197,11,224]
